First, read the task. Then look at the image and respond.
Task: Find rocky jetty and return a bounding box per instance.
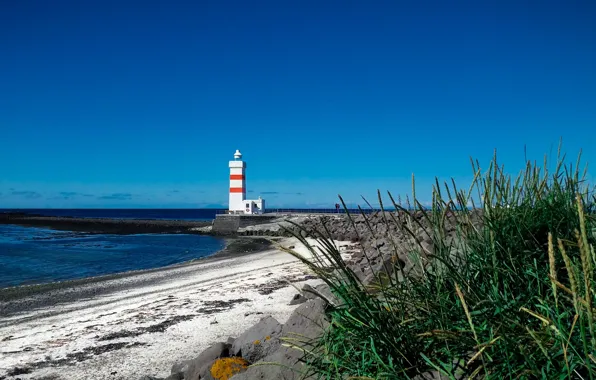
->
[0,213,211,234]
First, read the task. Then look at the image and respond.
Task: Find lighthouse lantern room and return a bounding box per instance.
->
[228,150,265,215]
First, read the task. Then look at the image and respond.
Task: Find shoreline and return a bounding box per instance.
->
[0,236,342,380]
[0,236,276,309]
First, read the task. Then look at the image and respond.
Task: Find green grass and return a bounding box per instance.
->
[281,146,596,379]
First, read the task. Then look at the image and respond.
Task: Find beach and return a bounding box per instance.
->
[0,237,349,380]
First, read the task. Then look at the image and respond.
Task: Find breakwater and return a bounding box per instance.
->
[0,213,212,234]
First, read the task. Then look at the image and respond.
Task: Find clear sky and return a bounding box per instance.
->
[1,0,594,208]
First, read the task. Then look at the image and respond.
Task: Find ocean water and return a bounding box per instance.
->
[0,207,373,289]
[0,224,226,289]
[0,208,225,220]
[0,207,378,219]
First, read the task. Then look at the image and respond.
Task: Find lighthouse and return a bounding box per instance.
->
[228,150,265,215]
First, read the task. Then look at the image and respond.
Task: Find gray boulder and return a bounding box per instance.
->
[289,293,307,305]
[179,342,230,380]
[282,297,329,341]
[301,283,318,300]
[230,298,328,380]
[228,345,304,380]
[301,283,338,306]
[164,374,183,380]
[231,316,282,363]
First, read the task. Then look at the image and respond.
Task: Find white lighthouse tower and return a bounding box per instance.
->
[228,150,265,215]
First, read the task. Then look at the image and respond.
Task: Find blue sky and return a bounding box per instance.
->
[1,0,594,208]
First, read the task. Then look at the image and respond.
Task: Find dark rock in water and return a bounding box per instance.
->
[289,293,307,305]
[231,316,282,363]
[178,342,230,380]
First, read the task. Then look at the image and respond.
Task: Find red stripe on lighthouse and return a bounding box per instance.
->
[230,174,245,180]
[230,187,244,193]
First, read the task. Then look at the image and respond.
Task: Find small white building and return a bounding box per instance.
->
[228,150,266,215]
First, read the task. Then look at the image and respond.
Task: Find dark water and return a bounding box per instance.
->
[0,225,225,289]
[0,208,380,220]
[0,207,376,288]
[0,208,225,220]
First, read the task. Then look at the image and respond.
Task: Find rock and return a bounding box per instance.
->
[206,357,249,380]
[301,283,338,306]
[231,316,282,363]
[228,346,306,380]
[164,373,183,380]
[301,283,318,300]
[420,239,433,255]
[183,342,230,380]
[139,376,163,380]
[289,293,307,305]
[373,238,386,248]
[230,299,329,380]
[171,361,186,375]
[282,298,328,341]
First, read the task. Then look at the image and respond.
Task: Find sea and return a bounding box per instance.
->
[0,208,375,289]
[0,209,227,289]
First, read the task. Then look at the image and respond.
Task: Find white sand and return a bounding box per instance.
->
[0,238,354,380]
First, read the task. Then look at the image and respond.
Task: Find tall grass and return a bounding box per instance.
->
[281,148,596,379]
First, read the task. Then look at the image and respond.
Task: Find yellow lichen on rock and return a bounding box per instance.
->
[210,357,248,380]
[253,339,261,345]
[265,335,271,341]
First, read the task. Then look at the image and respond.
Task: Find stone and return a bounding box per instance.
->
[301,283,339,306]
[230,299,329,380]
[421,240,434,255]
[171,360,187,375]
[289,293,307,305]
[231,316,282,363]
[183,342,230,380]
[282,298,328,341]
[164,373,183,380]
[229,346,303,380]
[301,283,317,300]
[373,238,386,248]
[315,283,338,305]
[207,357,249,380]
[139,377,163,380]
